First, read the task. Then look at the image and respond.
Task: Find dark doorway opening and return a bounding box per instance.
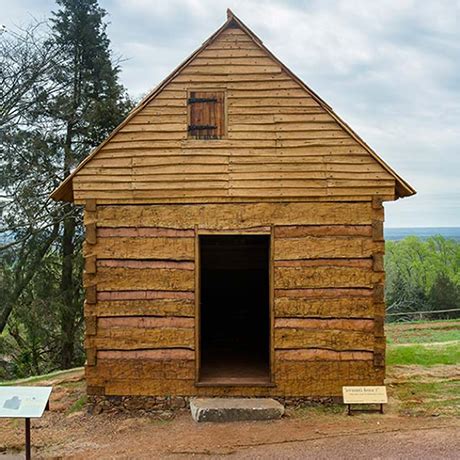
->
[199,235,271,384]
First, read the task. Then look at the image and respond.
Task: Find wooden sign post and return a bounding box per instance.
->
[342,386,387,415]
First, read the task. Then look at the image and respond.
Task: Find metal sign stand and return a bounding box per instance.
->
[347,403,384,416]
[25,417,31,460]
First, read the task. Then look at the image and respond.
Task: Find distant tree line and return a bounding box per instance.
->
[385,236,460,321]
[0,0,132,380]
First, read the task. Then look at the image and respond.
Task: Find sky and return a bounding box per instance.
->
[3,0,459,228]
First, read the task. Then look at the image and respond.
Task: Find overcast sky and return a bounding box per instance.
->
[3,0,459,228]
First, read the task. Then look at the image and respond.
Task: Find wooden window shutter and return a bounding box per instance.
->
[188,91,224,139]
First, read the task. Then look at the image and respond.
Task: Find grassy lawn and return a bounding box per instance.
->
[386,342,460,366]
[386,320,460,366]
[386,320,460,345]
[385,320,460,416]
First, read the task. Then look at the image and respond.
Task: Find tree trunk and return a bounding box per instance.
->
[59,201,76,369]
[59,117,77,369]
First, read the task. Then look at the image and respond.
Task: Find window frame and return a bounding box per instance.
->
[186,88,227,140]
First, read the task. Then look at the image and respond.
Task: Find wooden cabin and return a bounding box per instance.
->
[51,10,415,401]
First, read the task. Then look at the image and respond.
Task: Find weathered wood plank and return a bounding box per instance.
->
[88,328,194,350]
[274,328,375,351]
[98,316,194,329]
[95,267,195,291]
[94,202,374,228]
[274,295,374,319]
[274,318,374,332]
[275,225,372,238]
[274,266,384,289]
[274,236,381,259]
[85,299,194,317]
[276,349,373,361]
[91,237,194,260]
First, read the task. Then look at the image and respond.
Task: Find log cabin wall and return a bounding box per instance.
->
[83,200,386,397]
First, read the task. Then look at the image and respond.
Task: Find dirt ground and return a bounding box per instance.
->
[0,366,459,459]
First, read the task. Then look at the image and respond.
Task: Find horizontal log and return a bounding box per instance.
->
[103,379,195,396]
[85,299,195,317]
[98,227,194,238]
[76,196,391,206]
[98,317,194,329]
[274,361,382,382]
[87,359,195,381]
[274,259,373,268]
[95,267,195,291]
[97,260,194,270]
[88,328,194,350]
[274,237,381,259]
[274,225,372,238]
[276,349,373,361]
[98,290,194,301]
[275,288,373,298]
[90,237,194,260]
[274,296,374,319]
[274,329,374,351]
[274,318,374,332]
[274,266,384,289]
[94,202,374,228]
[97,349,194,360]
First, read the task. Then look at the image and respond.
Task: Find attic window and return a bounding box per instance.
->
[187,91,225,139]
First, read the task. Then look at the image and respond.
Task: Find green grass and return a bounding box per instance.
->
[387,342,460,366]
[67,395,87,414]
[0,367,84,386]
[386,328,460,345]
[290,404,345,418]
[393,380,460,417]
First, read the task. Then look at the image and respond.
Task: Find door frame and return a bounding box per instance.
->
[194,229,274,386]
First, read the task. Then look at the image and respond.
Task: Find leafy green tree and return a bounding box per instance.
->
[1,0,132,373]
[428,272,460,320]
[385,236,460,322]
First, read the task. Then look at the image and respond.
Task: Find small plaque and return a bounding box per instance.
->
[343,386,387,404]
[0,386,52,418]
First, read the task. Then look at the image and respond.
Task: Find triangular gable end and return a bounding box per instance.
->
[51,9,415,202]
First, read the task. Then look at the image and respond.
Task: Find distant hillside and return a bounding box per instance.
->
[385,227,460,241]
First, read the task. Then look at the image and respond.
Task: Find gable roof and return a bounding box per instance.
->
[51,9,415,202]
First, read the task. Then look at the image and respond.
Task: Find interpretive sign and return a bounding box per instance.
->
[343,386,387,404]
[0,386,52,418]
[0,386,52,459]
[342,386,387,415]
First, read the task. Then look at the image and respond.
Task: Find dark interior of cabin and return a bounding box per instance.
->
[199,235,270,384]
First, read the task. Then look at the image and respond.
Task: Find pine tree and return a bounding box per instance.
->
[48,0,131,368]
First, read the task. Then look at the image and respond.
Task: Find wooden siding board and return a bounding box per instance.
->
[68,24,395,203]
[94,202,374,228]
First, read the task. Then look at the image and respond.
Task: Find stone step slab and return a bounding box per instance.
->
[190,397,285,422]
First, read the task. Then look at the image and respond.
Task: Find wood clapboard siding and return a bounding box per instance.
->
[72,27,396,204]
